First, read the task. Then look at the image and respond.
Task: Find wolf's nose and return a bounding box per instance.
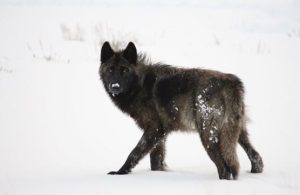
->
[111,83,120,89]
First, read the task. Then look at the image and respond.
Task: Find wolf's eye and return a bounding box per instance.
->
[121,66,129,74]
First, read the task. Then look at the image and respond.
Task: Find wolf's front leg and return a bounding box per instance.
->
[150,138,167,171]
[108,131,165,175]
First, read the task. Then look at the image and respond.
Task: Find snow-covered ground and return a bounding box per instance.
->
[0,2,300,195]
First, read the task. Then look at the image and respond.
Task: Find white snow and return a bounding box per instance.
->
[196,94,223,120]
[1,1,300,195]
[111,83,120,88]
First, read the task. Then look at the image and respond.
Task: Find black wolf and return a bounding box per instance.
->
[99,42,263,180]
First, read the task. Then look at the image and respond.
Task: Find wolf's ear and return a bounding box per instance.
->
[123,42,137,64]
[101,42,114,63]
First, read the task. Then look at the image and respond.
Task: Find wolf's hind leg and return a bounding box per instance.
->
[219,128,240,180]
[199,129,232,180]
[239,129,264,173]
[150,138,167,171]
[206,145,232,180]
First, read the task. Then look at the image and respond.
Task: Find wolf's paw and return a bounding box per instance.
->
[251,155,264,173]
[107,170,129,175]
[151,162,167,171]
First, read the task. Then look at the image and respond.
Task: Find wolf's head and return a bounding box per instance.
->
[99,42,139,96]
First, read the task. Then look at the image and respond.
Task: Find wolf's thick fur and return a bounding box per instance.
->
[99,42,263,180]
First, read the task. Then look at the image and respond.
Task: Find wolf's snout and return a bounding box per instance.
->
[109,83,121,95]
[111,83,120,89]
